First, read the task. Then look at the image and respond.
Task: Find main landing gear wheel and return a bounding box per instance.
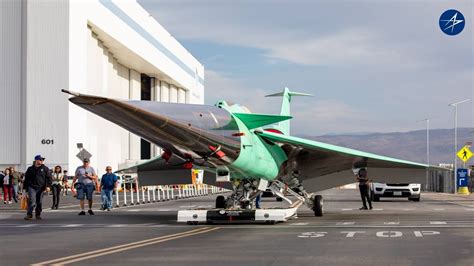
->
[312,195,323,217]
[215,195,226,209]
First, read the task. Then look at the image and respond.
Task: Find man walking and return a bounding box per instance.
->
[23,155,52,220]
[100,166,118,211]
[357,168,373,210]
[71,158,97,215]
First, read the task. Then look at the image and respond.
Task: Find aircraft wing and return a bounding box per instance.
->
[257,131,436,192]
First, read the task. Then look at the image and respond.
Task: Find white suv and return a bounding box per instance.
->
[370,183,421,202]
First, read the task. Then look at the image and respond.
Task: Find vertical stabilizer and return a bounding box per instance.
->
[265,87,312,135]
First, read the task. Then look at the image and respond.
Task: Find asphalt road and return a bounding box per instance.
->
[0,189,473,266]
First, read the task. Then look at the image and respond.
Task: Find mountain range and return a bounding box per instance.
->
[300,128,474,166]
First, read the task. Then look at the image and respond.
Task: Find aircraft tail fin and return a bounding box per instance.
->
[265,87,312,135]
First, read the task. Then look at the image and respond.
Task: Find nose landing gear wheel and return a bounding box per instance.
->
[312,195,323,217]
[215,195,226,209]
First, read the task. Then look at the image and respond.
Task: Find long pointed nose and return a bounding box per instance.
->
[68,93,241,160]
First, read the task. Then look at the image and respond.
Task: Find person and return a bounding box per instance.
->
[356,168,372,210]
[62,170,69,196]
[255,193,262,209]
[10,167,21,201]
[23,155,52,220]
[71,158,97,215]
[0,170,5,200]
[51,165,63,209]
[3,168,14,204]
[100,166,118,211]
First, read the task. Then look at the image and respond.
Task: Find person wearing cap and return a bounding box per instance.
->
[71,158,98,215]
[100,166,119,211]
[23,155,52,220]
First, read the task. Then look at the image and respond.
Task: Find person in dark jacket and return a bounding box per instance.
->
[23,155,52,220]
[356,168,373,210]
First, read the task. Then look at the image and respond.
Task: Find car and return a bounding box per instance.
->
[370,183,421,202]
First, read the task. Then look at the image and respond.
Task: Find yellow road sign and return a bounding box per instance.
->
[457,146,472,163]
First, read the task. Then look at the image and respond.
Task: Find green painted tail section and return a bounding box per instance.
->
[233,113,292,130]
[265,87,312,135]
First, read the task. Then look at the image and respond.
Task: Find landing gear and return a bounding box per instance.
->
[214,179,260,210]
[312,195,323,217]
[268,178,324,217]
[215,195,226,209]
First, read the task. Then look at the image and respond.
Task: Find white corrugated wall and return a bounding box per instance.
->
[0,0,22,166]
[25,0,69,168]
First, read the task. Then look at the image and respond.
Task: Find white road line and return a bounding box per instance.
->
[337,222,355,225]
[62,224,83,227]
[430,221,447,225]
[433,208,445,211]
[17,224,37,227]
[372,208,383,211]
[341,208,353,211]
[384,222,400,225]
[290,223,309,226]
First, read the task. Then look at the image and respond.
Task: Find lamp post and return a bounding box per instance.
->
[417,118,430,190]
[448,98,471,194]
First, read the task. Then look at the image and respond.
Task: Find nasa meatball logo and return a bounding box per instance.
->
[439,9,465,36]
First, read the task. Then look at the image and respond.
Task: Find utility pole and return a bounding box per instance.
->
[448,98,471,194]
[417,118,430,191]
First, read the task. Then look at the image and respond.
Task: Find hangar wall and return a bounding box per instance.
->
[0,0,22,165]
[0,0,205,178]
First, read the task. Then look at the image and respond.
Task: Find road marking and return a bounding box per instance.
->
[31,227,219,266]
[372,208,383,211]
[17,224,37,228]
[376,231,403,238]
[336,222,355,225]
[341,208,353,211]
[384,222,400,225]
[298,232,327,238]
[414,231,440,237]
[290,223,309,226]
[433,208,445,211]
[430,221,447,225]
[61,224,82,227]
[108,224,128,227]
[340,231,365,237]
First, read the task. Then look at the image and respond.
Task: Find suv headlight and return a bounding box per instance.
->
[412,187,419,192]
[375,187,383,192]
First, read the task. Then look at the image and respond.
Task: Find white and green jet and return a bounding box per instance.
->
[64,88,431,217]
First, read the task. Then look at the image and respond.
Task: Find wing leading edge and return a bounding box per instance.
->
[257,131,433,192]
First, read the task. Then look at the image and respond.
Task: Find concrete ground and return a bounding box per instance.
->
[0,189,473,266]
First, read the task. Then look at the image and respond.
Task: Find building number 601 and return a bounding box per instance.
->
[41,139,54,145]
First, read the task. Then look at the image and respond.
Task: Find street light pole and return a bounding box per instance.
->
[448,98,471,194]
[417,118,430,191]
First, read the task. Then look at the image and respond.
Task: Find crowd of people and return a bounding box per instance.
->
[1,155,119,220]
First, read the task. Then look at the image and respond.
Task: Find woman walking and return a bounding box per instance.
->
[3,168,14,204]
[51,166,63,209]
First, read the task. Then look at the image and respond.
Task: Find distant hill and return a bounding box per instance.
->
[299,128,473,166]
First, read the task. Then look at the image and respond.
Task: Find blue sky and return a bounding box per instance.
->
[139,0,473,135]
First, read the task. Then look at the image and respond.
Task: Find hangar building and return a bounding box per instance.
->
[0,0,205,176]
